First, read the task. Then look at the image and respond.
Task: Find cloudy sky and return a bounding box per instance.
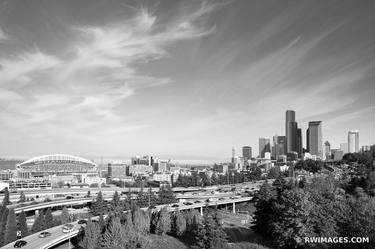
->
[0,0,375,161]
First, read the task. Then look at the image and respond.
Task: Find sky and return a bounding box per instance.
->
[0,0,375,162]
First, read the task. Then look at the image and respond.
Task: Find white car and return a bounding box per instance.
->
[62,224,75,233]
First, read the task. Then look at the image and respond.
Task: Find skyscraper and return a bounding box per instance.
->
[231,147,235,163]
[277,136,286,157]
[286,110,298,154]
[307,121,323,158]
[297,128,303,157]
[259,137,271,158]
[324,141,331,160]
[348,130,359,153]
[242,146,252,160]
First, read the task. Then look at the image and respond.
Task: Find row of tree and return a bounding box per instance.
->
[79,204,228,249]
[0,205,73,246]
[91,186,177,216]
[173,169,265,188]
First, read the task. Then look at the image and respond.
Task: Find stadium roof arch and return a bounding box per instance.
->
[17,154,97,168]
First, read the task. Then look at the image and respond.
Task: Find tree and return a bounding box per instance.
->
[18,192,26,203]
[253,181,276,237]
[112,191,120,208]
[17,211,28,238]
[2,187,11,206]
[5,209,17,244]
[211,174,218,186]
[267,167,280,179]
[269,189,313,249]
[156,207,171,235]
[80,219,101,249]
[60,207,70,224]
[157,185,176,205]
[31,210,46,234]
[193,210,228,249]
[44,208,54,228]
[172,210,186,236]
[98,213,105,230]
[91,191,106,216]
[99,217,127,249]
[0,207,9,246]
[185,209,200,232]
[132,207,149,234]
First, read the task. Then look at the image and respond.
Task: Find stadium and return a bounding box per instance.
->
[16,154,98,181]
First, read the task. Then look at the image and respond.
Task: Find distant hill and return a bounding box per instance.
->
[0,159,23,170]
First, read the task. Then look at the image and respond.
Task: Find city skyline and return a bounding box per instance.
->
[1,0,375,160]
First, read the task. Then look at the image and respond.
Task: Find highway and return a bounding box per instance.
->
[3,180,271,203]
[8,180,269,213]
[0,196,253,249]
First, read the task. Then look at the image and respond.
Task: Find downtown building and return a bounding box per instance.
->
[348,130,359,153]
[306,121,323,159]
[272,135,286,160]
[285,110,303,158]
[259,137,271,158]
[242,146,252,161]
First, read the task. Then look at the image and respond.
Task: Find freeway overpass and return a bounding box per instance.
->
[13,191,244,214]
[0,196,253,249]
[2,180,270,202]
[7,180,268,213]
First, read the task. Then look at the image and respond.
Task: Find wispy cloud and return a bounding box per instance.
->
[0,1,222,154]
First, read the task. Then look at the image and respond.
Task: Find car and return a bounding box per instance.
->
[148,205,156,209]
[218,197,225,200]
[77,220,87,225]
[62,223,75,233]
[66,196,74,199]
[194,200,201,203]
[39,231,51,238]
[13,240,27,248]
[171,204,179,208]
[183,202,193,205]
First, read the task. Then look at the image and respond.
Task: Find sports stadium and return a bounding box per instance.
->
[16,154,98,179]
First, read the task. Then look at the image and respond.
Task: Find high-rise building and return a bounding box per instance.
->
[272,135,286,159]
[297,128,303,157]
[259,137,271,158]
[277,136,286,157]
[340,143,348,154]
[231,147,235,163]
[324,141,331,160]
[286,110,298,155]
[348,130,359,153]
[307,121,323,158]
[242,146,252,160]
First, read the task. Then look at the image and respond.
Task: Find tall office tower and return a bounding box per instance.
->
[259,137,271,158]
[272,135,278,159]
[231,147,235,163]
[277,136,286,157]
[324,141,331,160]
[340,143,348,154]
[297,128,303,158]
[307,121,323,158]
[348,130,359,153]
[242,146,252,160]
[286,110,298,154]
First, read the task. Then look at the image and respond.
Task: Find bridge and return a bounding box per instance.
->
[0,196,253,249]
